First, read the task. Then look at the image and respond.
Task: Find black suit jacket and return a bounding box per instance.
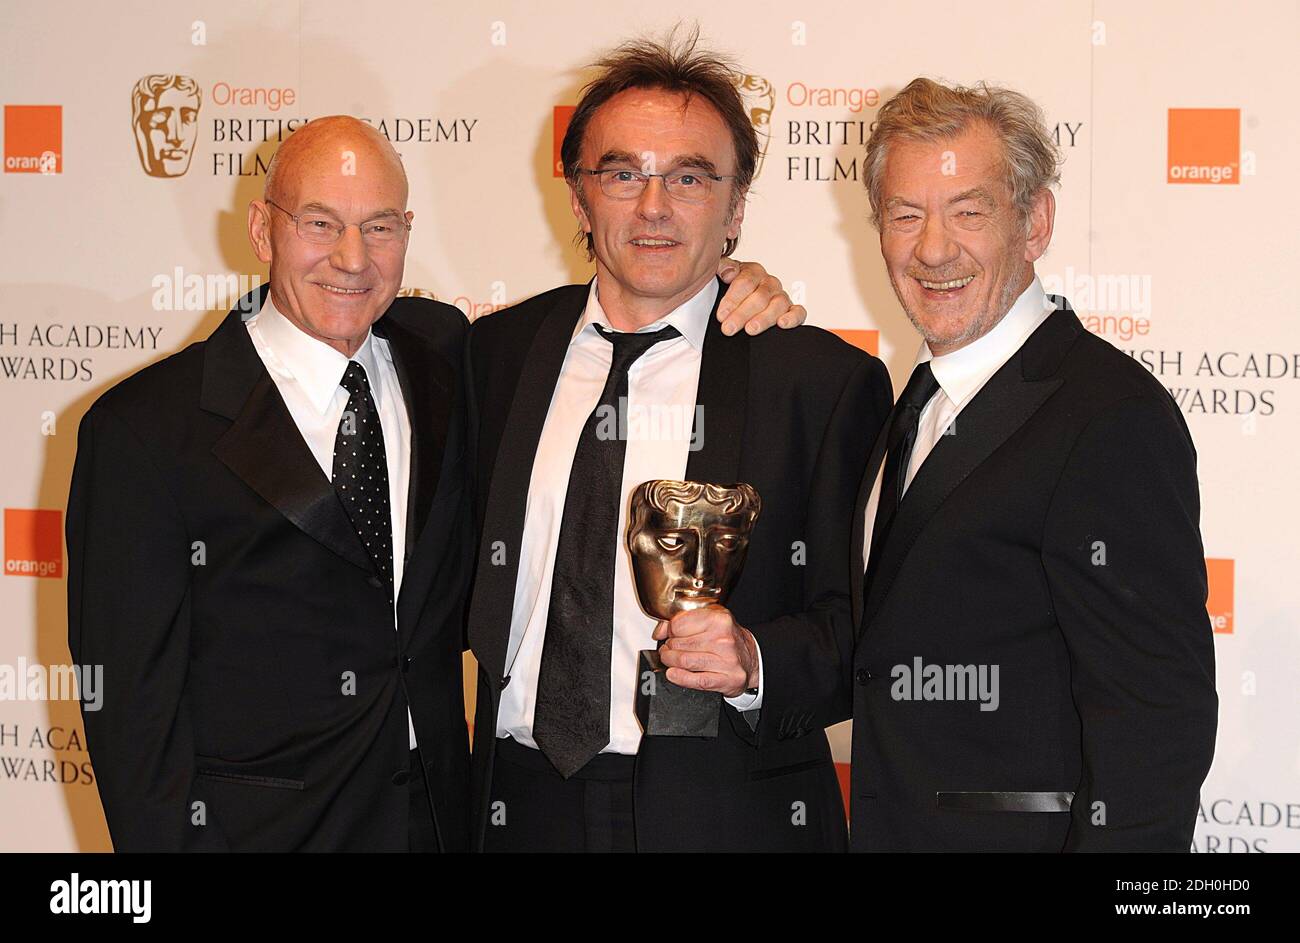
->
[464,279,892,851]
[66,285,474,851]
[849,298,1218,852]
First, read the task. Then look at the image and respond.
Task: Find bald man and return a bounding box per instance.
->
[66,116,797,852]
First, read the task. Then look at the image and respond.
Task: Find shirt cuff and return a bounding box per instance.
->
[723,637,764,712]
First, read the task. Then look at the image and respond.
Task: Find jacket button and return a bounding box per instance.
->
[402,655,413,673]
[855,668,871,685]
[392,769,409,786]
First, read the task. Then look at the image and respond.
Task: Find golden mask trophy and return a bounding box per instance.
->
[626,480,761,738]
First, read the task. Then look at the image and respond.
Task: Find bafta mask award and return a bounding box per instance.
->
[626,480,762,738]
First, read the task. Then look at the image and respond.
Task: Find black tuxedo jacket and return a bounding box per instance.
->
[464,279,892,852]
[66,285,474,851]
[849,298,1218,852]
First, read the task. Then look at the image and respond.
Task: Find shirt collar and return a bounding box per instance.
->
[574,276,717,351]
[914,275,1054,410]
[253,294,383,415]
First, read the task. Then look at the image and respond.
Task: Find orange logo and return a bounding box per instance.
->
[1205,557,1233,634]
[830,329,880,357]
[4,509,63,578]
[552,105,575,178]
[4,105,62,174]
[1167,109,1239,185]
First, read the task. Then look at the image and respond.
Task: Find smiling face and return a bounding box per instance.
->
[569,88,746,327]
[247,118,412,357]
[879,122,1053,355]
[626,482,760,620]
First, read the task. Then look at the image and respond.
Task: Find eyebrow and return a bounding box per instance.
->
[883,188,998,212]
[670,153,721,175]
[596,150,640,168]
[297,201,405,219]
[948,188,997,207]
[596,150,723,175]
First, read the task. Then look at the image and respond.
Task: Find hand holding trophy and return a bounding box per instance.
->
[625,480,762,738]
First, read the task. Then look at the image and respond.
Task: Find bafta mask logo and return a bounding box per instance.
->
[131,74,202,177]
[734,74,774,180]
[626,480,761,621]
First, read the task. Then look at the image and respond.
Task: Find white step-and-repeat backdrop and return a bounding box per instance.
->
[1,0,1295,851]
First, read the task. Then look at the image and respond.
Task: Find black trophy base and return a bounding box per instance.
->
[635,649,720,738]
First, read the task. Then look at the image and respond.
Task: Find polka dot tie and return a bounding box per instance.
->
[333,361,394,608]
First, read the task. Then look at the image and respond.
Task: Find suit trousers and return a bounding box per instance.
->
[482,736,636,852]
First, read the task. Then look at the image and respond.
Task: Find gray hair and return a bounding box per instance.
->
[863,77,1061,230]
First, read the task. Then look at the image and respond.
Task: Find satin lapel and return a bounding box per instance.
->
[684,281,748,484]
[203,287,374,576]
[850,410,896,633]
[861,354,1063,627]
[466,293,584,683]
[373,312,453,557]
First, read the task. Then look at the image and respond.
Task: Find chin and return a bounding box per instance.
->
[312,310,373,337]
[621,266,685,294]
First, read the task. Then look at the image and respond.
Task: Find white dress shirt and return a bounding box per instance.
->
[498,277,764,756]
[246,295,417,749]
[862,277,1056,564]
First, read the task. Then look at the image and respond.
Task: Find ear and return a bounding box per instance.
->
[568,181,592,236]
[1023,188,1055,263]
[725,188,748,242]
[248,200,274,265]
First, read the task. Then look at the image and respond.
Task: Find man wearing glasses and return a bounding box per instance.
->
[66,115,795,852]
[466,35,892,852]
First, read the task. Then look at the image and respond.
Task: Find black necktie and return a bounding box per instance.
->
[333,361,394,608]
[863,362,941,599]
[533,323,681,778]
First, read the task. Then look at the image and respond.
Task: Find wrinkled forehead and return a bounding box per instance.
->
[883,124,1009,197]
[586,88,734,169]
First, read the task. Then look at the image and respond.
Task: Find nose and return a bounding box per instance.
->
[329,224,370,275]
[692,538,711,586]
[165,112,182,146]
[636,174,672,222]
[915,214,959,270]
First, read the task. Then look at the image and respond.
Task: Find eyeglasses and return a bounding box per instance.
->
[265,199,411,246]
[576,167,734,204]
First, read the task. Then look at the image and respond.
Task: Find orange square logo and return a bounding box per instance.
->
[1205,557,1233,634]
[553,105,575,178]
[1167,108,1238,185]
[4,508,63,578]
[4,105,62,174]
[830,329,880,357]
